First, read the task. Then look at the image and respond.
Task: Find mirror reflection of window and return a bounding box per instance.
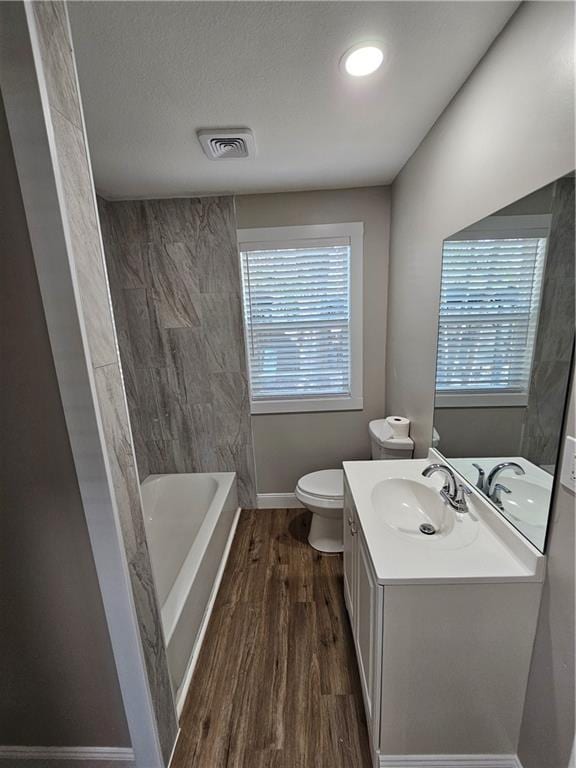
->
[437,222,548,408]
[432,175,575,553]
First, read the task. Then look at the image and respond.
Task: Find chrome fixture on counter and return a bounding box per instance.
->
[421,463,471,513]
[486,462,526,497]
[470,461,526,508]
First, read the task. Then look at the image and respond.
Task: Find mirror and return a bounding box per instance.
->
[433,174,575,551]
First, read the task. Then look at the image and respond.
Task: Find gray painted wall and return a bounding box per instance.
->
[385,2,574,765]
[386,0,574,457]
[0,91,129,747]
[236,187,390,493]
[434,407,525,458]
[494,183,555,217]
[98,196,256,507]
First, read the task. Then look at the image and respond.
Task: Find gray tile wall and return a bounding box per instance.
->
[31,2,178,762]
[98,196,257,507]
[521,176,575,466]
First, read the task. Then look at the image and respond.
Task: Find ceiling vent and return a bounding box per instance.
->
[197,128,255,160]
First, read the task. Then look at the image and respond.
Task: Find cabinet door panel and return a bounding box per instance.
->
[356,533,376,721]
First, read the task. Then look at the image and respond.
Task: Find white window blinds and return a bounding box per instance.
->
[240,240,352,402]
[436,237,546,398]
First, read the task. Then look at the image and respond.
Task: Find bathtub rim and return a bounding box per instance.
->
[174,504,241,717]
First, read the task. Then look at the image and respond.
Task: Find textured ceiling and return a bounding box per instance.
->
[69,1,519,199]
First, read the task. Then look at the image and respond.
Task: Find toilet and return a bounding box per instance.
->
[295,469,344,553]
[295,419,414,553]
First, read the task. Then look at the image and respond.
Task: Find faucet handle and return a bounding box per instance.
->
[472,463,486,492]
[453,482,472,512]
[491,483,511,509]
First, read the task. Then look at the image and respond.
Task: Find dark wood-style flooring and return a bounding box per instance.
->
[171,509,372,768]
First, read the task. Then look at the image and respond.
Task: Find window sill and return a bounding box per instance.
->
[435,392,528,408]
[251,396,364,415]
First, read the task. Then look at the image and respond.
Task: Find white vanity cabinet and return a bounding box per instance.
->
[342,467,544,767]
[343,477,383,748]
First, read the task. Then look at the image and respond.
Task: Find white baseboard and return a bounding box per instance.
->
[378,756,521,768]
[174,506,242,718]
[0,746,134,765]
[257,492,303,509]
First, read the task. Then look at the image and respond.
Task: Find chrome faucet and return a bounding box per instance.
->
[485,462,525,503]
[421,463,471,513]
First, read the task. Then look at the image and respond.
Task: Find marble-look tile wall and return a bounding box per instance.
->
[98,197,257,507]
[521,176,575,466]
[31,2,177,762]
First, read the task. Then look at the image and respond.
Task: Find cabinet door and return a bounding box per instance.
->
[342,483,356,621]
[355,532,379,724]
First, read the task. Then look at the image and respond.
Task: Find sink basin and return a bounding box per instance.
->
[371,478,479,550]
[499,478,549,528]
[344,458,546,584]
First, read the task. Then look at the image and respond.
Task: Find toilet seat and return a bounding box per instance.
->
[296,469,343,508]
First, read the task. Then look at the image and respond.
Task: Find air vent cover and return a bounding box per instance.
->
[197,128,255,160]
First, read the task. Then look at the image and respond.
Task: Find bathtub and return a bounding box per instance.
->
[141,472,239,713]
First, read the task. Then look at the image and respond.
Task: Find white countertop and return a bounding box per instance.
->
[343,457,546,585]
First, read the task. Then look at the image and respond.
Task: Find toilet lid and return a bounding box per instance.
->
[297,469,344,500]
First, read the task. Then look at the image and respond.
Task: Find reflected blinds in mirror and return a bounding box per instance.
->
[436,237,546,397]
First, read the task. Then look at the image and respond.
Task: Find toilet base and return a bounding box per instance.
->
[308,511,344,553]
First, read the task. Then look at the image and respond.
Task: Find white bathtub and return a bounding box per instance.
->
[141,472,239,712]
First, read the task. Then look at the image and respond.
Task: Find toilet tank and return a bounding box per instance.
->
[369,419,414,460]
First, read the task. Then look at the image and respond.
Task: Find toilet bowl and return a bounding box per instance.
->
[295,469,344,553]
[296,418,415,553]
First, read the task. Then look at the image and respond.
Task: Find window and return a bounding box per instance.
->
[435,215,548,408]
[238,223,363,414]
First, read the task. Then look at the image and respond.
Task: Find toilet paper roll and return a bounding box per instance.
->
[386,416,410,439]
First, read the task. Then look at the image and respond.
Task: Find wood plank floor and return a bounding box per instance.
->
[171,509,372,768]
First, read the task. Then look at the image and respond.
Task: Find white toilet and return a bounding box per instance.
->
[295,419,414,553]
[295,469,344,553]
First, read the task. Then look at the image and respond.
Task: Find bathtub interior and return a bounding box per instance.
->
[141,472,239,706]
[141,474,219,604]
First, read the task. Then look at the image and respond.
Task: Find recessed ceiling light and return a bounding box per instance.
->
[341,43,384,78]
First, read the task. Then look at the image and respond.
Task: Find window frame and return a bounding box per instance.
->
[435,214,550,409]
[237,222,364,415]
